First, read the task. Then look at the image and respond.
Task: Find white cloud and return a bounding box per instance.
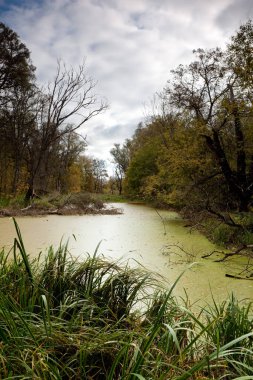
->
[2,0,253,166]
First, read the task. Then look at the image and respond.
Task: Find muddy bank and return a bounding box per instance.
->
[0,193,122,217]
[0,205,121,217]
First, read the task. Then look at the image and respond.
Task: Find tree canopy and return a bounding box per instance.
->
[123,21,253,213]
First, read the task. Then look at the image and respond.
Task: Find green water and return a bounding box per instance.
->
[0,203,252,306]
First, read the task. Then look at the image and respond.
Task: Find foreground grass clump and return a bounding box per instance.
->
[0,220,252,379]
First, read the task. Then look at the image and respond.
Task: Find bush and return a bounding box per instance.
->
[213,223,236,246]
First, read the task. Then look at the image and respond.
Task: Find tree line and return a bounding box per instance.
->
[0,22,108,199]
[112,21,253,213]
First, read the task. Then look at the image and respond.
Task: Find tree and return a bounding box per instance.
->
[125,140,160,198]
[79,156,95,192]
[1,86,38,194]
[227,19,253,88]
[91,159,108,193]
[164,36,253,211]
[0,22,35,105]
[0,23,36,195]
[110,143,130,194]
[25,60,107,198]
[38,131,86,193]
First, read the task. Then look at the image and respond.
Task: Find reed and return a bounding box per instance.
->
[0,218,251,379]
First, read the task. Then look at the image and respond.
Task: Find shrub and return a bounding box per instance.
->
[213,223,236,246]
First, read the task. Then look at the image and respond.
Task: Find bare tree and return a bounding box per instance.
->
[44,60,107,135]
[25,60,107,199]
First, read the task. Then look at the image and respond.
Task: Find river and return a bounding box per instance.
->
[0,203,252,307]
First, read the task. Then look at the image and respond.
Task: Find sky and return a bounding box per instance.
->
[1,0,253,172]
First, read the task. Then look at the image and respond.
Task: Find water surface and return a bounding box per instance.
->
[0,203,252,306]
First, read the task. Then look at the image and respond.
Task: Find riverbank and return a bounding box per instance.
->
[177,207,253,274]
[139,196,253,268]
[0,221,252,379]
[128,193,253,245]
[0,192,122,217]
[128,198,253,281]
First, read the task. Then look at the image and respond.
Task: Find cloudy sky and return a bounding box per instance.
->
[1,0,253,171]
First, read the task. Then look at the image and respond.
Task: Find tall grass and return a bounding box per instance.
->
[0,218,252,379]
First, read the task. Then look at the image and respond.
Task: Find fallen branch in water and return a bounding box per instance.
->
[155,209,167,235]
[202,245,253,262]
[202,245,253,280]
[202,250,226,259]
[225,273,253,280]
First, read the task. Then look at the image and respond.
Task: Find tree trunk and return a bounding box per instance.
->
[203,132,251,211]
[25,186,33,202]
[239,196,249,212]
[119,181,122,195]
[12,158,21,195]
[229,86,247,186]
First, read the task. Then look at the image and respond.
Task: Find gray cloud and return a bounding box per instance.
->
[1,0,252,168]
[216,0,253,33]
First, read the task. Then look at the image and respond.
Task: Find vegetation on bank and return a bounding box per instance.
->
[196,212,253,248]
[0,219,252,379]
[93,192,128,203]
